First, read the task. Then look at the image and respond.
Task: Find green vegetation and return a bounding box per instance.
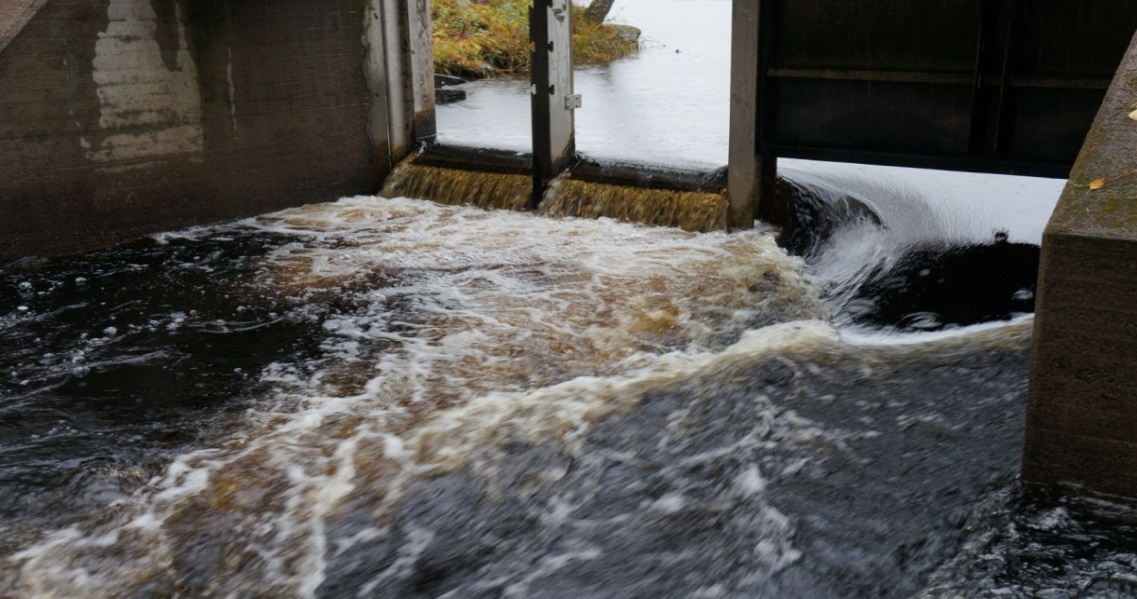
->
[432,0,639,79]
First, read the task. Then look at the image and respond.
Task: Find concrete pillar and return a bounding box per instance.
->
[1022,30,1137,499]
[406,0,436,144]
[727,0,774,231]
[530,0,577,206]
[365,0,395,186]
[376,0,436,166]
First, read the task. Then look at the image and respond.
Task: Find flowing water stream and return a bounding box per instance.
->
[3,192,1134,597]
[3,0,1137,597]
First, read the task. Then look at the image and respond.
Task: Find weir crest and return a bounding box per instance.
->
[382,151,732,233]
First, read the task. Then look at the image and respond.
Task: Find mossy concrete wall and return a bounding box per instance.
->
[1023,30,1137,498]
[0,0,380,261]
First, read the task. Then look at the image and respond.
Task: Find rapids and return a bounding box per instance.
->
[3,0,1135,595]
[3,197,825,595]
[3,190,1134,597]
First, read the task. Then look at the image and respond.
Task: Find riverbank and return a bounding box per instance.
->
[433,0,639,79]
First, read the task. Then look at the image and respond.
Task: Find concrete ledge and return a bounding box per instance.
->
[1023,29,1137,498]
[0,0,47,54]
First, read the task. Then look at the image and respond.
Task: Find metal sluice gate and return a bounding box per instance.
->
[409,0,1137,231]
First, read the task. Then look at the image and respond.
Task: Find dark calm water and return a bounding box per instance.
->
[3,1,1134,597]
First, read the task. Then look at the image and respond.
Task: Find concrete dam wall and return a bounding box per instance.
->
[0,0,386,261]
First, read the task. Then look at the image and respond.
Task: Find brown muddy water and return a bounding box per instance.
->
[2,0,1133,595]
[2,192,1135,598]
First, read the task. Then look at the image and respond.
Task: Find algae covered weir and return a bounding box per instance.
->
[4,1,1137,599]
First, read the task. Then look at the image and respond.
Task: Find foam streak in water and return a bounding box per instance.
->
[2,195,828,597]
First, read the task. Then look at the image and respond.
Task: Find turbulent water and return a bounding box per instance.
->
[2,197,820,595]
[2,189,1134,597]
[2,0,1131,595]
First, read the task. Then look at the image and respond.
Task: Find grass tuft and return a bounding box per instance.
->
[432,0,639,79]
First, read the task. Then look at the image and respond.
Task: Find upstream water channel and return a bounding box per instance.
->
[3,0,1137,597]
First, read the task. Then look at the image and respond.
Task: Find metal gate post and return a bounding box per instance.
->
[530,0,578,207]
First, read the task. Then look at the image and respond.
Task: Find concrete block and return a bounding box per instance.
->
[1024,29,1137,499]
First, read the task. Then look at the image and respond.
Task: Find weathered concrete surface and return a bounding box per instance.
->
[726,0,760,230]
[1023,30,1137,498]
[0,0,47,54]
[0,0,378,261]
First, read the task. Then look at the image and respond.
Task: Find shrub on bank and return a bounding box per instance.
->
[433,0,639,79]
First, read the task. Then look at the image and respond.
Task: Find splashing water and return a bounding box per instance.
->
[381,160,533,212]
[539,177,728,233]
[2,186,1123,598]
[1,196,830,596]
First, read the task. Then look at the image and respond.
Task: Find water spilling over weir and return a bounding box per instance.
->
[382,149,731,233]
[384,143,1046,335]
[382,157,534,213]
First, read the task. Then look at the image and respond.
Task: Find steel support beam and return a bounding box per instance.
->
[530,0,577,207]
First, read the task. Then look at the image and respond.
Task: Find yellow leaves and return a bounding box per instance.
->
[1088,168,1137,192]
[1129,108,1137,121]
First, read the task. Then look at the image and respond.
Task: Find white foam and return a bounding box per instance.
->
[500,546,605,599]
[359,527,436,596]
[3,195,1002,597]
[735,464,768,497]
[838,314,1035,347]
[781,159,1064,245]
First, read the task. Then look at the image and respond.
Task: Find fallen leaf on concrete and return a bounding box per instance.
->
[1089,178,1106,190]
[1130,108,1137,121]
